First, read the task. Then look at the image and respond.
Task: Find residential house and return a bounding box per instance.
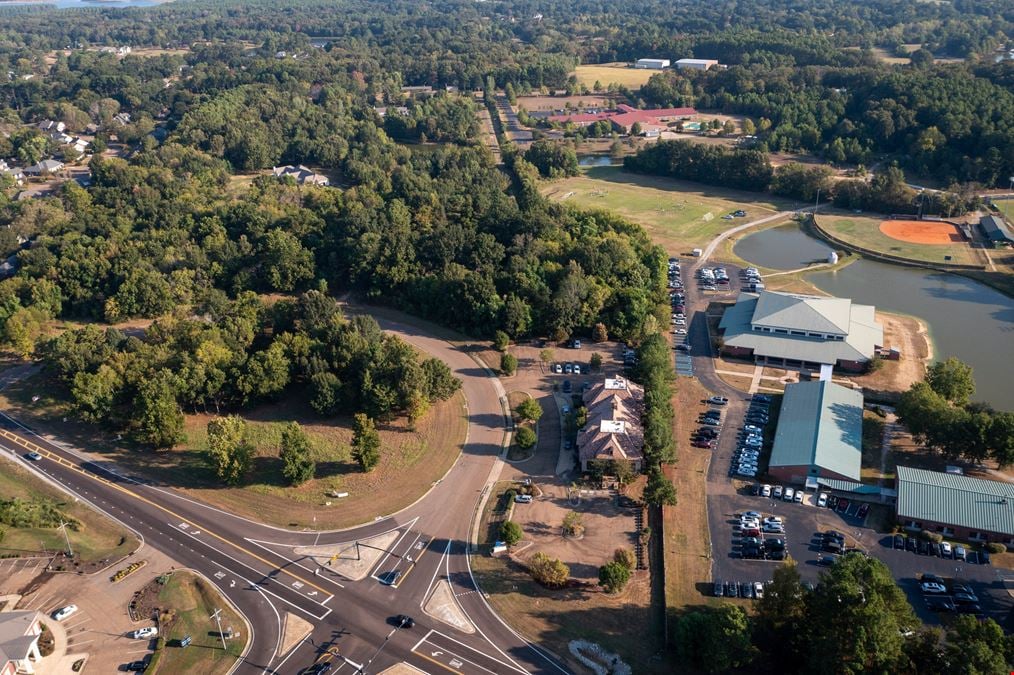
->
[271,165,329,187]
[112,112,132,126]
[23,160,64,176]
[896,466,1014,544]
[768,381,863,485]
[36,120,65,134]
[718,290,883,372]
[577,377,645,472]
[0,610,44,675]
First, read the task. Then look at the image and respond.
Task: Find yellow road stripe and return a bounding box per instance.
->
[0,428,332,597]
[415,652,462,674]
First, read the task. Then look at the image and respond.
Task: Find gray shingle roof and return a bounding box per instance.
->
[980,215,1014,243]
[896,466,1014,537]
[769,381,863,481]
[719,291,882,365]
[752,291,852,335]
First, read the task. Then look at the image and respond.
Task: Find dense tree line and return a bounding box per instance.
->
[896,357,1014,466]
[624,140,773,192]
[38,291,461,448]
[674,556,1014,673]
[634,332,677,507]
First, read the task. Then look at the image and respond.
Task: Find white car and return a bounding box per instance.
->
[920,582,947,594]
[52,605,78,621]
[817,493,829,508]
[673,329,687,335]
[763,516,782,525]
[753,582,765,599]
[940,541,953,557]
[514,494,533,504]
[130,627,158,639]
[736,468,757,477]
[794,490,804,503]
[762,523,784,534]
[783,488,795,502]
[761,484,772,497]
[773,485,784,499]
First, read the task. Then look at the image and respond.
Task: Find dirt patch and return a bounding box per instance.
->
[846,312,930,397]
[880,219,964,245]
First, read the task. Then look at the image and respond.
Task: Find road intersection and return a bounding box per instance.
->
[0,313,570,675]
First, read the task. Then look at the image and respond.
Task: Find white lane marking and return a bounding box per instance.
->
[243,538,346,589]
[369,525,417,582]
[420,540,453,608]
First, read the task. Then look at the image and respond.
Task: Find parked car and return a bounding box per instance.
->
[709,396,729,406]
[725,581,738,598]
[701,417,720,426]
[692,440,715,449]
[740,581,754,599]
[954,545,967,561]
[714,580,724,597]
[856,503,870,520]
[953,592,979,605]
[553,363,563,374]
[836,498,850,513]
[906,537,917,552]
[53,605,78,621]
[761,484,772,497]
[564,363,573,374]
[743,424,762,433]
[793,490,804,504]
[762,523,785,534]
[817,554,838,566]
[753,582,765,599]
[893,534,905,550]
[562,380,572,393]
[514,494,533,504]
[817,493,828,508]
[396,614,416,628]
[925,597,956,612]
[782,487,795,502]
[827,495,839,510]
[940,542,953,558]
[921,581,947,594]
[773,486,784,499]
[129,627,158,640]
[917,539,929,555]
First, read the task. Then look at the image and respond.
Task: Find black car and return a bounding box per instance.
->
[827,495,839,510]
[956,604,983,615]
[893,534,905,550]
[953,592,980,605]
[124,663,146,674]
[714,580,724,597]
[396,614,416,628]
[925,597,956,612]
[928,542,940,557]
[740,581,754,599]
[822,540,843,554]
[562,380,571,393]
[726,581,738,597]
[698,428,719,438]
[823,530,845,542]
[981,549,991,565]
[742,545,762,559]
[905,537,918,552]
[817,554,838,566]
[917,539,929,555]
[750,484,761,496]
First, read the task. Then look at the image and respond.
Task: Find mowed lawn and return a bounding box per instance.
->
[573,63,658,89]
[541,166,786,253]
[150,571,247,675]
[817,212,978,265]
[0,455,138,562]
[0,371,466,531]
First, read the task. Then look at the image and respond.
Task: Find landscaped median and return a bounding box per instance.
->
[507,391,541,461]
[139,571,248,675]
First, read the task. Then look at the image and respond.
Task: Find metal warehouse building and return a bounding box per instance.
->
[768,380,863,485]
[896,466,1014,544]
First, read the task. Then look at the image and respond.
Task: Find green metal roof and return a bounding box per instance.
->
[769,381,863,481]
[816,478,881,494]
[896,466,1014,536]
[752,291,852,335]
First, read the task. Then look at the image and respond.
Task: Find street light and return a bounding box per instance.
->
[1006,176,1014,223]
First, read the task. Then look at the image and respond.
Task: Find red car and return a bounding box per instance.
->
[836,498,850,514]
[692,440,715,448]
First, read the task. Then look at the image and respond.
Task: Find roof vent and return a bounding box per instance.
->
[1001,497,1009,506]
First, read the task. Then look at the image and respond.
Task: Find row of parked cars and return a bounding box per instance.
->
[715,579,765,599]
[892,533,988,563]
[731,395,771,478]
[551,361,585,375]
[698,265,730,292]
[919,574,984,615]
[736,510,786,560]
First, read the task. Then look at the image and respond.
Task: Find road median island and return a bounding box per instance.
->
[423,579,475,633]
[293,529,401,581]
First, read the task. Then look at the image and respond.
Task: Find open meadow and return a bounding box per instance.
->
[573,63,658,89]
[541,166,788,253]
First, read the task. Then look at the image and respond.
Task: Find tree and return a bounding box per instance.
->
[71,364,121,423]
[804,554,917,673]
[592,322,608,342]
[528,552,569,588]
[722,119,736,136]
[562,511,585,537]
[630,121,642,136]
[516,398,543,422]
[613,547,635,570]
[539,349,555,366]
[500,520,522,546]
[644,468,677,506]
[351,413,381,472]
[926,357,975,405]
[754,560,807,663]
[206,416,254,485]
[420,358,460,401]
[514,425,537,449]
[134,370,184,449]
[673,606,755,673]
[590,352,603,371]
[989,412,1014,467]
[310,371,342,416]
[493,330,510,352]
[943,616,1013,674]
[598,561,631,593]
[279,422,315,486]
[500,352,517,376]
[742,118,756,136]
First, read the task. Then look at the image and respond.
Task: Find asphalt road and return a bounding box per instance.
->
[0,312,571,675]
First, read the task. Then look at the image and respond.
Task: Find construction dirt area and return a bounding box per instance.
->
[509,482,639,583]
[846,312,931,396]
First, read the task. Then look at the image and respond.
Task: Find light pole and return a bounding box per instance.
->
[814,187,821,214]
[1006,176,1014,223]
[210,608,227,651]
[60,521,73,558]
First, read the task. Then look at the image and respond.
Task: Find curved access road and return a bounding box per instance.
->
[0,312,570,675]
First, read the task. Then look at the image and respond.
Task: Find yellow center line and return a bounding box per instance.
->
[0,428,333,597]
[415,652,462,674]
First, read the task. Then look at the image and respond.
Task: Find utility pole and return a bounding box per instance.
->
[60,521,73,558]
[814,187,821,215]
[210,608,227,651]
[1006,176,1014,223]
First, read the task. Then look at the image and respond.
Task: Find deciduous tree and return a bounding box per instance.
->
[279,422,315,486]
[206,415,253,485]
[351,413,381,472]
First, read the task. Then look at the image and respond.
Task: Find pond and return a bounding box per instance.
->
[733,224,833,270]
[577,155,615,167]
[736,225,1014,410]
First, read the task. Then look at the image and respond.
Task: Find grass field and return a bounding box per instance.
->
[515,95,613,111]
[0,455,137,563]
[817,212,979,265]
[150,571,246,675]
[573,63,658,89]
[0,372,466,531]
[541,166,788,253]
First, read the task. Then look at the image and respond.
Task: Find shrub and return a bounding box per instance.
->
[639,526,652,544]
[494,330,510,352]
[562,512,585,538]
[986,542,1007,554]
[590,352,603,371]
[516,398,543,422]
[613,548,636,570]
[920,529,943,543]
[592,323,608,342]
[515,426,537,450]
[529,552,569,588]
[500,520,523,546]
[599,561,631,593]
[500,352,518,376]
